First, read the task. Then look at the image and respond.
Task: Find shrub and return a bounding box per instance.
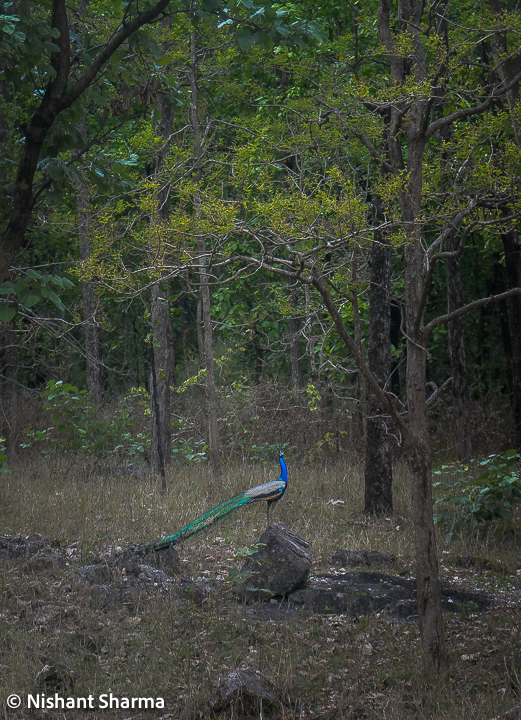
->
[433,450,521,536]
[22,381,150,460]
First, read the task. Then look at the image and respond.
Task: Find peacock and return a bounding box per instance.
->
[154,451,287,551]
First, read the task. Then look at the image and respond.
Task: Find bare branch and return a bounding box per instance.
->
[62,0,173,110]
[424,288,521,336]
[425,66,521,139]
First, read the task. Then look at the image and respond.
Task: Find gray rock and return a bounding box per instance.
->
[76,563,115,585]
[0,534,66,573]
[211,669,281,715]
[286,571,494,619]
[237,522,312,601]
[110,543,180,576]
[24,552,66,572]
[76,561,175,609]
[329,548,396,568]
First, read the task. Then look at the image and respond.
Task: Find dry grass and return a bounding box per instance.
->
[1,456,521,719]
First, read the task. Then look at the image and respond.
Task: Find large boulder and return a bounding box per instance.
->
[236,522,312,601]
[211,669,281,716]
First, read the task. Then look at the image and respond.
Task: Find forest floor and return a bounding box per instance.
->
[1,457,521,720]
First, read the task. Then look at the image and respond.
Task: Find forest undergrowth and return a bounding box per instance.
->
[1,459,520,720]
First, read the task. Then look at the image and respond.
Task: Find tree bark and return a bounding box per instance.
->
[150,283,173,485]
[379,0,446,673]
[190,25,221,479]
[351,250,367,445]
[404,251,446,673]
[364,193,393,515]
[198,238,222,479]
[149,72,175,486]
[402,165,446,676]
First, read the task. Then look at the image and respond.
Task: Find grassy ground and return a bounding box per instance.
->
[1,456,520,719]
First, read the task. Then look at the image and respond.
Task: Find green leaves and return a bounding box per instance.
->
[0,303,16,322]
[0,270,75,320]
[433,451,521,537]
[0,12,25,41]
[26,381,152,460]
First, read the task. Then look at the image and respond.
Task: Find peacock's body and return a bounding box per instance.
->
[154,451,287,551]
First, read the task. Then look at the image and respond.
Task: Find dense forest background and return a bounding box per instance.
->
[1,0,521,676]
[1,0,519,473]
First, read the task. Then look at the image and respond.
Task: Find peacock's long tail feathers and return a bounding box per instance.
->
[154,491,250,551]
[154,452,287,552]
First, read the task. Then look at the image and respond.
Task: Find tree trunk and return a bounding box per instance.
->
[408,437,446,671]
[190,25,221,479]
[446,237,472,460]
[404,217,446,676]
[2,320,18,460]
[379,0,446,668]
[198,239,222,479]
[149,79,175,487]
[150,283,174,485]
[351,250,367,444]
[503,229,521,451]
[364,193,393,515]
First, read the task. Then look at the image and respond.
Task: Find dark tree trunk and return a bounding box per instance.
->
[198,238,222,479]
[149,80,175,488]
[404,218,446,676]
[190,26,221,479]
[196,290,205,368]
[378,0,446,670]
[364,193,393,515]
[351,251,367,444]
[150,283,174,486]
[503,229,521,451]
[446,237,472,460]
[2,320,18,460]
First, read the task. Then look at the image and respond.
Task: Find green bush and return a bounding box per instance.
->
[433,450,521,536]
[22,381,150,460]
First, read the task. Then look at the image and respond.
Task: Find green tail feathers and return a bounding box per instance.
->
[154,492,250,550]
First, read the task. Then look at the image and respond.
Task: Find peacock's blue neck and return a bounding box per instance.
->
[279,453,288,484]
